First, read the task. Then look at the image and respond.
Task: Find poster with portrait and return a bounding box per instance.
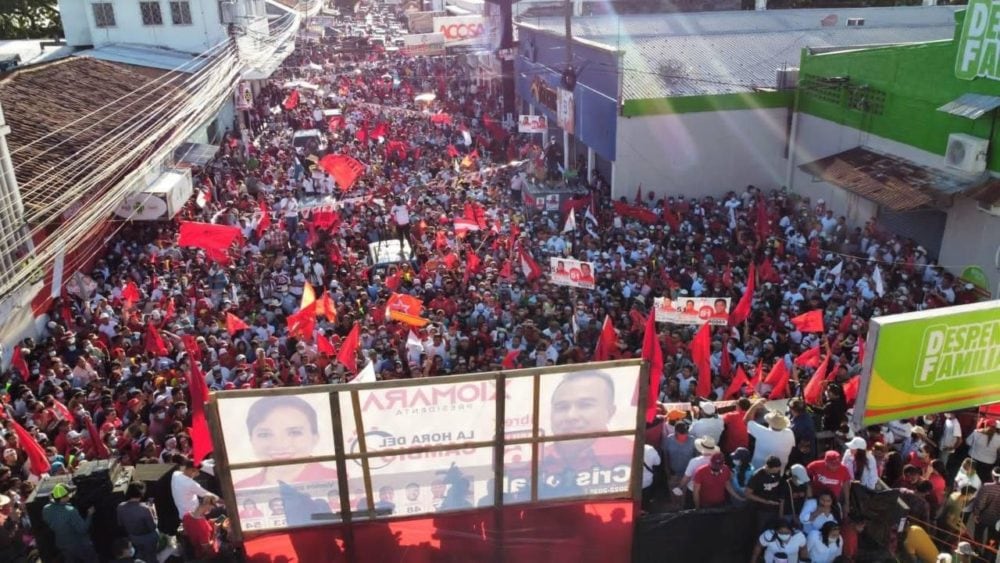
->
[231,462,340,531]
[535,365,639,500]
[654,296,731,326]
[217,392,337,466]
[549,257,597,290]
[518,114,547,134]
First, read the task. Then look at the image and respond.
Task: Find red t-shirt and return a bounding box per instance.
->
[807,460,852,499]
[693,464,732,508]
[182,514,216,559]
[721,411,749,454]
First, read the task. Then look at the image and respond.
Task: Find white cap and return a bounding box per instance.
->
[846,436,867,450]
[699,401,717,416]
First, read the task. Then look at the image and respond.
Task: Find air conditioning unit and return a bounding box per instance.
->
[846,17,865,26]
[945,133,989,174]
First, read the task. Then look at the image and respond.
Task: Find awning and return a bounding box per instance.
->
[173,142,219,168]
[936,93,1000,120]
[798,147,983,211]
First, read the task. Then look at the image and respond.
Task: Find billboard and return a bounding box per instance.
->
[853,301,1000,427]
[401,33,446,56]
[211,363,642,536]
[654,296,731,326]
[955,0,1000,81]
[557,88,575,135]
[432,15,487,47]
[406,10,445,34]
[518,114,547,134]
[549,257,596,290]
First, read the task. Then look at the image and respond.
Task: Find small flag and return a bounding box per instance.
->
[873,266,885,297]
[563,207,577,233]
[350,360,377,383]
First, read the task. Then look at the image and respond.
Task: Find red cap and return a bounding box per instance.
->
[127,398,140,408]
[824,450,841,463]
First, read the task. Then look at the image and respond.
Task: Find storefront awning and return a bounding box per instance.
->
[798,147,982,211]
[936,93,1000,120]
[173,142,219,168]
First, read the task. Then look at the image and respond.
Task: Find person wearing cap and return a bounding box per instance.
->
[842,436,879,490]
[689,400,723,445]
[692,452,741,509]
[42,483,99,562]
[807,450,852,508]
[745,399,796,471]
[746,455,787,533]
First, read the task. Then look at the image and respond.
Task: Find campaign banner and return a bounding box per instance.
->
[518,114,547,134]
[549,257,596,290]
[235,83,253,110]
[557,88,575,135]
[853,301,1000,427]
[654,296,731,326]
[432,15,487,47]
[401,32,446,56]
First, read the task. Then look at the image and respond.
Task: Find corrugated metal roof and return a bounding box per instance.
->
[621,27,954,99]
[798,147,982,212]
[76,44,208,73]
[937,93,1000,120]
[517,6,960,98]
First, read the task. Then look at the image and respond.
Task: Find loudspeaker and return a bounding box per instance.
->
[132,463,180,535]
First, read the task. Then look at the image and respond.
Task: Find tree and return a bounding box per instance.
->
[0,0,62,40]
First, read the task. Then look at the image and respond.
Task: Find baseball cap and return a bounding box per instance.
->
[50,483,75,500]
[824,450,842,463]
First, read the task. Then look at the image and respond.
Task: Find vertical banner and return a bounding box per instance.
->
[236,83,253,110]
[50,250,65,299]
[557,89,575,135]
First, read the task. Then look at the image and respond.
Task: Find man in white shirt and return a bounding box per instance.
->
[170,459,217,518]
[745,399,796,470]
[689,401,724,444]
[389,197,411,250]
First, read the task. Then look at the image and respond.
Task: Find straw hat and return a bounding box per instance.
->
[695,436,720,455]
[764,410,790,431]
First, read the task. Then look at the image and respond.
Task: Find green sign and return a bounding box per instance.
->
[854,301,1000,426]
[956,0,1000,81]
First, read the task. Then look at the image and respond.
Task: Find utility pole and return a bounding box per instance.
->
[485,0,518,120]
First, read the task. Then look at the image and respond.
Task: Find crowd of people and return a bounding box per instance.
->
[0,5,994,562]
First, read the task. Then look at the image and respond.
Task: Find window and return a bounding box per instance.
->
[92,2,116,27]
[170,0,192,24]
[140,1,163,25]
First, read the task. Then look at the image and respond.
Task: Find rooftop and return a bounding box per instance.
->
[517,6,961,98]
[0,57,182,218]
[0,40,75,69]
[76,44,211,73]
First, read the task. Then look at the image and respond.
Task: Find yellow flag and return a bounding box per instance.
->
[301,281,316,310]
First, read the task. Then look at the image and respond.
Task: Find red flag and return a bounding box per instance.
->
[722,264,734,289]
[287,303,317,339]
[691,323,713,399]
[764,361,790,399]
[355,126,368,143]
[164,298,176,322]
[593,316,619,362]
[256,201,271,239]
[181,335,202,361]
[463,252,482,286]
[317,292,337,322]
[10,346,28,381]
[84,416,110,460]
[803,355,831,406]
[186,358,214,465]
[385,269,403,291]
[843,375,861,404]
[337,323,361,374]
[145,323,168,356]
[282,90,299,110]
[52,399,75,425]
[225,313,249,335]
[791,310,825,333]
[316,333,336,356]
[720,334,732,378]
[661,200,679,232]
[371,122,389,140]
[430,113,452,125]
[794,345,822,368]
[177,221,242,253]
[446,144,460,158]
[724,366,751,399]
[8,418,50,476]
[502,349,520,369]
[728,263,755,326]
[318,154,365,191]
[758,257,779,283]
[839,310,854,334]
[328,115,345,130]
[122,281,141,307]
[499,260,513,279]
[641,310,663,423]
[749,361,764,390]
[518,248,543,282]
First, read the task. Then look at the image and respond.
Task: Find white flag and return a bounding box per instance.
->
[585,204,598,225]
[406,330,423,350]
[563,208,577,233]
[462,130,472,146]
[350,360,377,383]
[829,261,843,276]
[873,265,885,297]
[571,313,580,337]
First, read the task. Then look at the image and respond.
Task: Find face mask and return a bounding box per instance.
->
[777,533,792,542]
[68,346,76,351]
[127,547,135,557]
[923,417,934,425]
[733,460,742,467]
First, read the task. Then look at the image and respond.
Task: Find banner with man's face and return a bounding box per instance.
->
[213,364,641,534]
[654,296,731,326]
[549,257,597,290]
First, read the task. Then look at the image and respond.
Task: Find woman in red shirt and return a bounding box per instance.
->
[183,496,220,559]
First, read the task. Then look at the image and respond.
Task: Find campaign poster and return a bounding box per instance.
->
[518,114,547,134]
[217,393,339,532]
[654,296,731,326]
[534,366,639,500]
[549,257,596,290]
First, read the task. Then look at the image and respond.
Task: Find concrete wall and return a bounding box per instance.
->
[611,107,788,201]
[63,0,239,52]
[940,197,1000,296]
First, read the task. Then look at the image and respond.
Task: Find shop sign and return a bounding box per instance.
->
[956,0,1000,81]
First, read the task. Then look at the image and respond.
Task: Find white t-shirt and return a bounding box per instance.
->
[642,445,661,489]
[807,530,843,563]
[689,417,724,444]
[798,498,838,535]
[748,422,796,471]
[758,530,807,563]
[390,204,410,225]
[683,455,712,491]
[170,471,212,517]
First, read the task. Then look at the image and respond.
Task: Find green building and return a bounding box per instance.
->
[789,4,1000,295]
